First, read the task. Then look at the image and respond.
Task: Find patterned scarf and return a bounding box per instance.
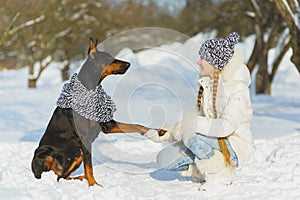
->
[56,73,116,123]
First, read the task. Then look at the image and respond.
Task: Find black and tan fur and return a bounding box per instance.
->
[31,39,166,186]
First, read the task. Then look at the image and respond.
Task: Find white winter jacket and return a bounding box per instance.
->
[183,48,253,166]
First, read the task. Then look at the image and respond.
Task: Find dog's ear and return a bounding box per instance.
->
[88,37,97,55]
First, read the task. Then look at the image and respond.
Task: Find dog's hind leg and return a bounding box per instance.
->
[67,175,85,181]
[61,155,83,180]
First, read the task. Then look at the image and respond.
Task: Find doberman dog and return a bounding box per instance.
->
[31,39,166,186]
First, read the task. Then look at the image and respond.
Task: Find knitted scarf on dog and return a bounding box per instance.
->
[56,73,116,123]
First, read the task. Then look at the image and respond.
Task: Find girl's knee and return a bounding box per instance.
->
[156,142,194,170]
[156,147,174,168]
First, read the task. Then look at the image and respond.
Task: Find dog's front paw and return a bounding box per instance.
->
[157,129,167,136]
[144,129,171,143]
[85,175,102,187]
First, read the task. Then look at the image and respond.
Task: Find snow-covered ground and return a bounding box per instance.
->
[0,32,299,200]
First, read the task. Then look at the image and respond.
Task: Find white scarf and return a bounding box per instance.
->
[56,73,116,123]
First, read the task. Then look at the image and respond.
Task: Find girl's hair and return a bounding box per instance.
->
[197,69,234,168]
[197,86,203,113]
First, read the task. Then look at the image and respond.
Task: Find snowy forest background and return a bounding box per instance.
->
[0,1,300,199]
[1,0,299,95]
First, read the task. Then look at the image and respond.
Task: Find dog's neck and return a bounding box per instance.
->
[56,73,116,123]
[77,60,103,90]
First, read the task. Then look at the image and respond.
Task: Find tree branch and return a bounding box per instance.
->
[0,13,20,46]
[29,55,53,82]
[46,27,72,49]
[270,39,291,83]
[0,14,46,47]
[273,0,297,30]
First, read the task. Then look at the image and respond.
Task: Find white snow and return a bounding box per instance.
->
[0,33,300,200]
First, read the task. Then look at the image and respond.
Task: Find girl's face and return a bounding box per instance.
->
[197,58,215,79]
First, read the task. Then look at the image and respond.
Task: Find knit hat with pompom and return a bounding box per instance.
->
[198,32,240,70]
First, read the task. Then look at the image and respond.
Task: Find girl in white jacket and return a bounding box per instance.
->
[146,32,253,182]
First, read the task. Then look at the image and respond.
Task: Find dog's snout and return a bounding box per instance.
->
[32,168,42,179]
[113,59,130,67]
[34,173,42,179]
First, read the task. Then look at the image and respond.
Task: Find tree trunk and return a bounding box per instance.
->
[254,21,270,94]
[256,36,271,94]
[272,0,300,73]
[291,28,300,73]
[28,78,37,88]
[28,62,36,88]
[61,60,70,81]
[255,61,270,94]
[27,56,52,88]
[247,39,258,73]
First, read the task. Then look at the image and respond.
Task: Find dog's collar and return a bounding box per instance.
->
[56,73,116,122]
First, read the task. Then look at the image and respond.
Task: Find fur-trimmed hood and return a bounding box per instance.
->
[222,47,251,86]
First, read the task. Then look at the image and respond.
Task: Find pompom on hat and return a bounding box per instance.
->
[199,32,240,70]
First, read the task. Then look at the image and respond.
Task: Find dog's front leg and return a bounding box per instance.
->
[100,120,166,135]
[82,144,101,187]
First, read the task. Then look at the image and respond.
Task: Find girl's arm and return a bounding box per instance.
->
[193,85,251,138]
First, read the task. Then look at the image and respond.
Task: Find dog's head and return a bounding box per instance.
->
[78,38,131,90]
[31,146,74,180]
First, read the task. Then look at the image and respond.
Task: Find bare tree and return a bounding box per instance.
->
[176,0,218,36]
[0,12,45,70]
[177,0,293,95]
[3,0,295,92]
[0,13,45,47]
[271,0,300,73]
[247,0,291,94]
[1,0,177,87]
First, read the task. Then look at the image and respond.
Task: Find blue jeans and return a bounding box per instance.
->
[156,134,238,171]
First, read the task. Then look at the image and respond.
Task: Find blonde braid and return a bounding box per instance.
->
[197,86,204,113]
[212,69,221,118]
[213,69,234,168]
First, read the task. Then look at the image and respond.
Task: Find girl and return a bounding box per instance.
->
[146,32,253,182]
